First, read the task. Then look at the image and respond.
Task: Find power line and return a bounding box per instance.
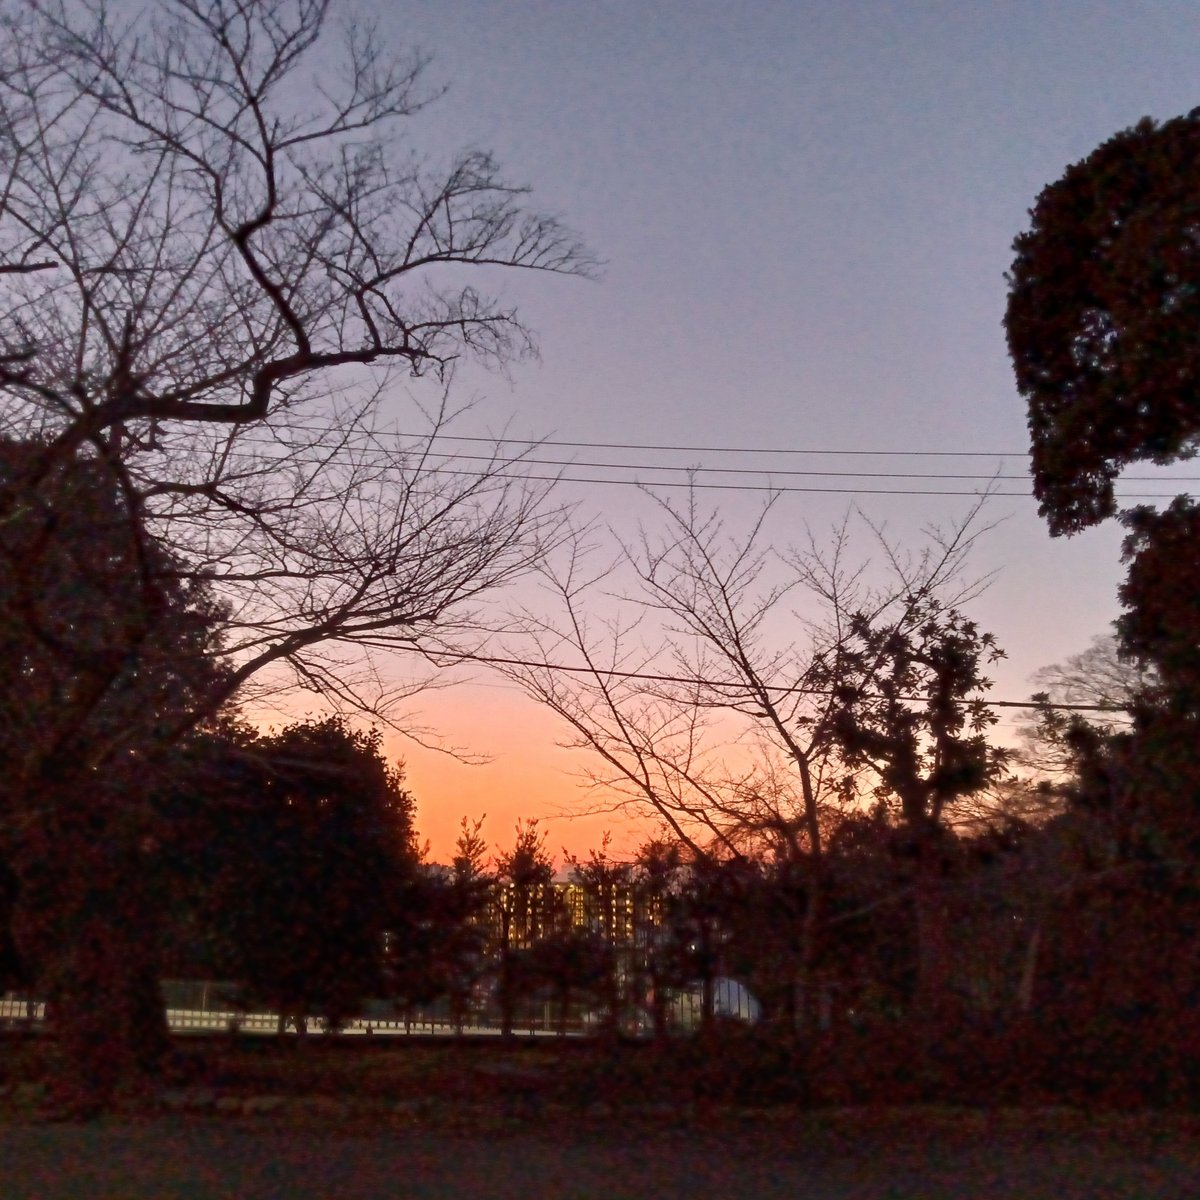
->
[208,441,1196,499]
[230,421,1033,457]
[432,649,1124,713]
[428,467,1190,501]
[224,426,1199,496]
[413,433,1033,458]
[418,451,1200,485]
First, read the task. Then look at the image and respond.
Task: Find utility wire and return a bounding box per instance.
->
[228,421,1035,457]
[416,451,1200,485]
[224,426,1199,495]
[424,467,1190,500]
[408,433,1034,458]
[431,649,1125,713]
[201,445,1195,498]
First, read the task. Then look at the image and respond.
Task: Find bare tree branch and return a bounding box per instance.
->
[0,0,597,451]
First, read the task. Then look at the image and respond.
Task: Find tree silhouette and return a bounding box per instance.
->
[0,0,591,1102]
[493,820,554,1037]
[1006,109,1200,535]
[504,491,995,1032]
[1006,111,1200,952]
[201,717,418,1035]
[0,440,228,1107]
[408,817,495,1034]
[815,599,1010,1019]
[566,834,633,1034]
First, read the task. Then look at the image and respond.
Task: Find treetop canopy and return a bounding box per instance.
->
[1006,107,1200,535]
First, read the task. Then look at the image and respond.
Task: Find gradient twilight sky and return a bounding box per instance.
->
[339,1,1200,863]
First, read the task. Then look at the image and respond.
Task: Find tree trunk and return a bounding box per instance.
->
[48,910,169,1111]
[499,948,515,1038]
[912,862,955,1024]
[650,972,670,1044]
[1017,922,1042,1014]
[796,879,822,1036]
[14,808,170,1114]
[701,964,715,1031]
[602,963,621,1039]
[556,984,570,1036]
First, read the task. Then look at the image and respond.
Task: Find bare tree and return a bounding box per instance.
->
[500,489,998,1031]
[1015,633,1151,777]
[0,0,593,1109]
[1030,635,1152,714]
[0,0,594,443]
[0,0,595,740]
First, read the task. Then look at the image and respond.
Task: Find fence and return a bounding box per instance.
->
[2,976,761,1037]
[1,993,551,1037]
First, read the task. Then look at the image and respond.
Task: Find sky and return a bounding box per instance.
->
[336,1,1200,863]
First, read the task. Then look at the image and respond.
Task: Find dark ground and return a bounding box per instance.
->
[2,1110,1199,1200]
[3,1035,1200,1198]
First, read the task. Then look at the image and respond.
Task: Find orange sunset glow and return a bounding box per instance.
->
[392,682,659,867]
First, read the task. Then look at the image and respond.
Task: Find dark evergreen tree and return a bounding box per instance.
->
[427,817,497,1034]
[1007,116,1200,1054]
[493,820,554,1037]
[199,718,419,1035]
[630,839,689,1043]
[815,599,1009,1019]
[0,440,227,1110]
[566,835,634,1034]
[1006,109,1200,536]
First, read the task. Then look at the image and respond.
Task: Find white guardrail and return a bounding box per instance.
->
[0,998,550,1037]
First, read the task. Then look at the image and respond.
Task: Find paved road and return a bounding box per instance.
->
[1,1116,1198,1200]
